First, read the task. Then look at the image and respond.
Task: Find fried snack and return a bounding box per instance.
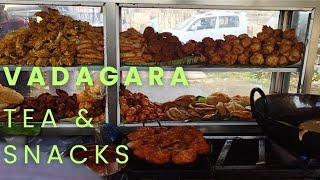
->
[262,25,274,35]
[252,37,261,44]
[238,34,249,40]
[224,35,237,42]
[257,32,269,42]
[232,44,245,55]
[224,102,245,113]
[278,55,289,66]
[182,42,196,55]
[204,46,215,57]
[293,42,304,52]
[283,28,296,39]
[127,126,209,165]
[262,44,274,54]
[202,37,215,47]
[279,44,292,54]
[216,102,228,115]
[207,92,230,106]
[143,26,155,39]
[288,49,301,63]
[265,54,279,67]
[280,39,293,46]
[230,95,250,107]
[221,42,232,52]
[250,42,261,53]
[230,110,252,120]
[264,37,277,45]
[241,37,252,48]
[222,52,237,65]
[250,53,264,65]
[237,53,250,65]
[172,149,197,165]
[208,54,222,64]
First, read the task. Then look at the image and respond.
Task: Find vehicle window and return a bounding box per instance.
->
[174,16,196,30]
[188,17,216,30]
[219,16,239,28]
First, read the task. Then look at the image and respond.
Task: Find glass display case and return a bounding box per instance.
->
[104,0,320,133]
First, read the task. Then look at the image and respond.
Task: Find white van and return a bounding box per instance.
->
[166,12,248,43]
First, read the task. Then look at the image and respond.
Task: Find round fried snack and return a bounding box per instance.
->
[204,46,215,57]
[250,42,261,53]
[238,33,249,40]
[202,37,215,47]
[293,42,304,52]
[222,52,237,65]
[143,26,155,39]
[273,29,283,37]
[172,149,197,165]
[252,37,261,44]
[230,39,241,46]
[257,32,269,42]
[241,37,252,48]
[288,49,301,63]
[279,44,292,54]
[224,35,237,42]
[278,55,289,66]
[265,54,279,67]
[221,42,232,52]
[237,53,250,65]
[208,54,222,64]
[283,28,296,39]
[262,44,274,54]
[280,39,293,46]
[250,53,264,65]
[232,44,245,55]
[182,43,196,55]
[194,42,204,55]
[264,37,277,45]
[216,49,227,56]
[148,43,162,54]
[262,25,274,35]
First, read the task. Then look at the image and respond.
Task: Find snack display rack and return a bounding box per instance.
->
[0,0,319,136]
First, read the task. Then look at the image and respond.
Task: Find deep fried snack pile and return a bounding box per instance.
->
[162,93,252,121]
[127,126,210,165]
[15,89,78,122]
[143,27,185,62]
[183,26,304,66]
[120,28,152,63]
[120,25,304,66]
[207,92,252,120]
[0,8,103,66]
[120,85,166,123]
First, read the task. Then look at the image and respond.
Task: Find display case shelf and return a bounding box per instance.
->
[120,65,300,72]
[0,65,104,72]
[119,121,258,127]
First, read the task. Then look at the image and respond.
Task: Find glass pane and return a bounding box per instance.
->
[121,8,280,42]
[122,71,271,103]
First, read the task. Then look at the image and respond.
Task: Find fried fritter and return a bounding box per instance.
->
[172,149,197,165]
[250,42,261,53]
[283,28,296,39]
[241,37,252,48]
[288,49,301,63]
[222,52,237,65]
[265,54,279,67]
[238,33,249,40]
[208,54,222,64]
[237,53,250,65]
[278,55,289,66]
[188,138,210,155]
[232,44,245,55]
[262,44,274,54]
[202,37,215,47]
[250,53,264,65]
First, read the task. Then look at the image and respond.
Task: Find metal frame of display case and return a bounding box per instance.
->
[1,0,320,134]
[105,0,320,132]
[0,0,107,136]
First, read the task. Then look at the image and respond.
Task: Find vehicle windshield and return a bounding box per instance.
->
[174,16,196,30]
